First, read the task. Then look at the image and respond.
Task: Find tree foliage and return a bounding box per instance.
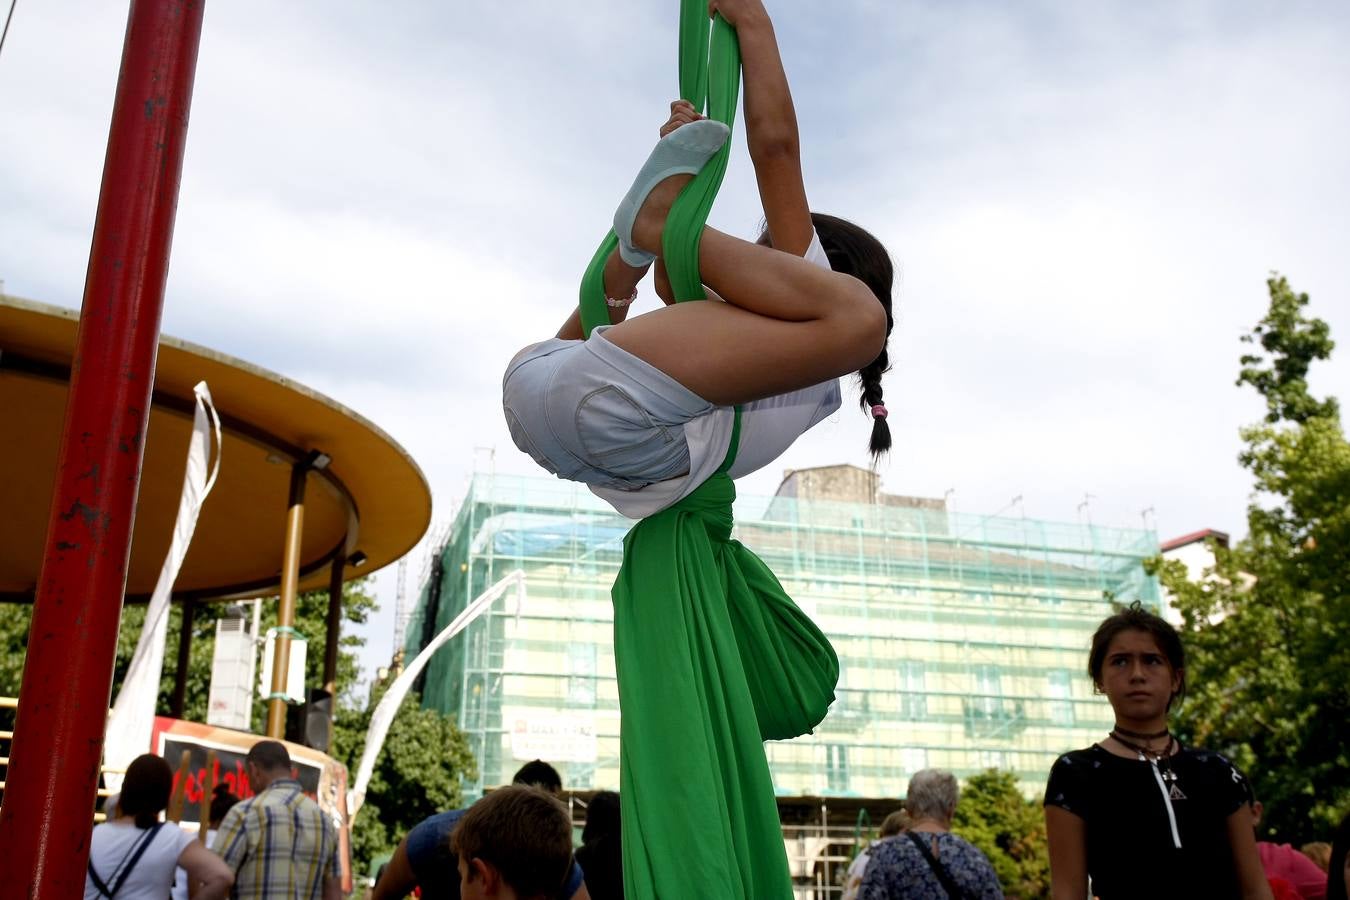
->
[952,769,1050,900]
[0,604,32,699]
[332,681,478,872]
[1148,274,1349,842]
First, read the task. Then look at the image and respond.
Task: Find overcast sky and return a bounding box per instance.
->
[3,1,1348,683]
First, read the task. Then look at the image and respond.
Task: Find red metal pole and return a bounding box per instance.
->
[0,2,205,895]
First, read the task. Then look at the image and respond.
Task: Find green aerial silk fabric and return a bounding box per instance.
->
[578,6,740,338]
[614,411,840,898]
[573,4,840,896]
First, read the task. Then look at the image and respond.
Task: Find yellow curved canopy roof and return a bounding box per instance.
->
[0,294,431,602]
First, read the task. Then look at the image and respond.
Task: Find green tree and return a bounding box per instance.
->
[1148,274,1350,841]
[331,682,478,871]
[0,604,33,699]
[952,769,1050,900]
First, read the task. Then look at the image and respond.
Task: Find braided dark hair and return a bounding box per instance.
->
[756,214,897,461]
[810,213,896,461]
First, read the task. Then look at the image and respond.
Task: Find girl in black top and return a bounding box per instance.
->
[1043,602,1272,900]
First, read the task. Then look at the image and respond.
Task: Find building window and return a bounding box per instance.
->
[826,744,849,793]
[567,643,596,706]
[466,674,485,730]
[975,664,1002,717]
[899,661,927,719]
[977,749,1008,770]
[963,664,1019,738]
[901,747,928,775]
[1048,670,1075,726]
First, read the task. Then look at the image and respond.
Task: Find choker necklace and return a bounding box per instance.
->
[1113,724,1170,740]
[1109,731,1181,784]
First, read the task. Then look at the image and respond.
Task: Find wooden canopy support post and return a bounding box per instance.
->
[265,451,328,738]
[0,2,206,894]
[323,553,344,701]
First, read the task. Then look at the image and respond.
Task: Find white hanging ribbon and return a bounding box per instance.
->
[347,570,525,819]
[104,382,222,790]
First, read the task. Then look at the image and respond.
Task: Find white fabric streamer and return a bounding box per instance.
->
[348,570,525,819]
[104,382,222,790]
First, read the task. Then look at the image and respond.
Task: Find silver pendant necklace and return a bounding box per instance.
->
[1109,730,1181,786]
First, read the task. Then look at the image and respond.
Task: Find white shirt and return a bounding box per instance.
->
[85,820,194,900]
[591,231,841,518]
[171,829,217,900]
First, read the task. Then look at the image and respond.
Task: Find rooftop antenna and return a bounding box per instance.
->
[1077,493,1096,528]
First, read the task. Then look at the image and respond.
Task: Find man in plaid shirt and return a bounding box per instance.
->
[212,741,341,900]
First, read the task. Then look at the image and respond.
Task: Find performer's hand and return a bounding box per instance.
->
[660,100,706,138]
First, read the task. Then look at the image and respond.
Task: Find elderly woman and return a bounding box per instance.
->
[859,768,1004,900]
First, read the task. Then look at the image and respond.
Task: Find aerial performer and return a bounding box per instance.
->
[501,0,895,895]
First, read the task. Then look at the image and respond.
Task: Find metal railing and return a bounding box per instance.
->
[0,697,125,823]
[783,822,869,899]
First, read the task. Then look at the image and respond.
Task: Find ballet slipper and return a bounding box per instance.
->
[612,119,731,267]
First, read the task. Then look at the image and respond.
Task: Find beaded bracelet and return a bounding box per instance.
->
[606,288,638,308]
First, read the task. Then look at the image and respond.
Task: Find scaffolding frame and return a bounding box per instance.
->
[404,473,1161,802]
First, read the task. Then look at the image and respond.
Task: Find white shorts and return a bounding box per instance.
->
[502,327,715,491]
[502,325,842,517]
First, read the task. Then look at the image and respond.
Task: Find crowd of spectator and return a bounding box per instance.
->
[86,604,1350,899]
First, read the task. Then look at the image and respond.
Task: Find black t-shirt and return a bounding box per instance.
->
[1044,744,1251,900]
[575,834,623,900]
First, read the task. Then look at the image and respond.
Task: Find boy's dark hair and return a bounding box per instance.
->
[451,785,574,897]
[1089,600,1187,709]
[119,754,174,829]
[760,213,897,462]
[512,759,563,794]
[245,739,291,773]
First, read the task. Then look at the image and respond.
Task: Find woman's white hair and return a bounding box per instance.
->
[904,768,959,821]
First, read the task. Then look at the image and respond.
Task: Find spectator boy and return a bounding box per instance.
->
[452,786,574,900]
[373,760,587,900]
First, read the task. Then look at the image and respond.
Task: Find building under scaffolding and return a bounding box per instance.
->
[406,464,1161,806]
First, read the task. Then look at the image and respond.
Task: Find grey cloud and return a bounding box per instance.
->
[4,0,1349,681]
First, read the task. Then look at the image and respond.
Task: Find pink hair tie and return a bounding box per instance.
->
[871,404,888,419]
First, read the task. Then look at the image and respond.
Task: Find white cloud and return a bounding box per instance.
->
[3,0,1348,680]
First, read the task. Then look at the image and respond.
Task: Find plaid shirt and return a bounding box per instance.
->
[212,778,339,900]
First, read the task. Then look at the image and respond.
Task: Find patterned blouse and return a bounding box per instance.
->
[858,831,1004,900]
